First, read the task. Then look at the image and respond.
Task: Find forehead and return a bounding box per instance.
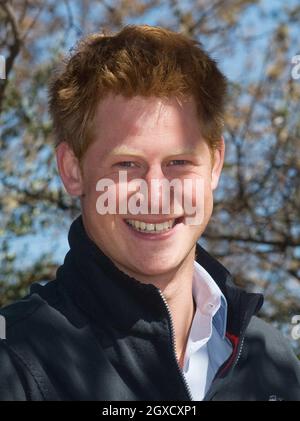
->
[91,94,201,142]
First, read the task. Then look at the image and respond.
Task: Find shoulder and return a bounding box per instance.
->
[246,316,299,356]
[0,281,83,401]
[0,280,89,357]
[245,316,300,389]
[0,281,63,341]
[0,339,29,400]
[0,292,48,400]
[1,293,46,332]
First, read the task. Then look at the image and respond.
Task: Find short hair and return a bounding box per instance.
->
[48,25,227,159]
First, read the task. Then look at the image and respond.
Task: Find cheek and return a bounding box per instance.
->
[82,168,106,198]
[182,174,213,225]
[81,175,106,222]
[180,174,210,207]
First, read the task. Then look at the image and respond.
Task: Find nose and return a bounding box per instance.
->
[144,163,166,183]
[144,164,170,215]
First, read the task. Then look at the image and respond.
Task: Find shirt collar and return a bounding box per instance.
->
[182,261,229,370]
[192,260,228,339]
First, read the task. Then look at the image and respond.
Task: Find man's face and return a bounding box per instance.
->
[57,95,224,280]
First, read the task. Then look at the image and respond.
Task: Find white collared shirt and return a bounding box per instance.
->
[182,261,233,400]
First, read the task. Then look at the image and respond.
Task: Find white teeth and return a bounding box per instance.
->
[156,223,164,232]
[163,222,170,230]
[126,219,175,233]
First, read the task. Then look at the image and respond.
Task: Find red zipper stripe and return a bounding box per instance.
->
[218,332,239,376]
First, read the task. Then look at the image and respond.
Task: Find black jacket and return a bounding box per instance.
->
[0,216,300,401]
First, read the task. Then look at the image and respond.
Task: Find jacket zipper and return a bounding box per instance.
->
[158,289,193,401]
[231,335,245,371]
[227,315,248,374]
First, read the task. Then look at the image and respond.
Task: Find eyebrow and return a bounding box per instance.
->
[110,147,196,156]
[110,147,142,157]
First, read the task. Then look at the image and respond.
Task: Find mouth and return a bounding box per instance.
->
[125,217,184,235]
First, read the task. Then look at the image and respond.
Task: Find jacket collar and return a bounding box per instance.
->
[57,216,263,336]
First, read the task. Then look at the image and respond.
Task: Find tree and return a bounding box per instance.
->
[0,0,299,355]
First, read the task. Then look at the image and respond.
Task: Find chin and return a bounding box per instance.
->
[128,253,186,277]
[136,265,174,277]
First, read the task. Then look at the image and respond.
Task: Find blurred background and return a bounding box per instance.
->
[0,0,299,356]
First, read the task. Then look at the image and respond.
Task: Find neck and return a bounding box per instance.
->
[158,249,196,368]
[114,246,197,368]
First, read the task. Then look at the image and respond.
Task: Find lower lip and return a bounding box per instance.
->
[123,220,182,241]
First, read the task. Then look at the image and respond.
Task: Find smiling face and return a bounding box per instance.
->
[56,95,224,282]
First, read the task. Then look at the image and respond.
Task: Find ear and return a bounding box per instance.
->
[56,142,83,196]
[211,136,225,191]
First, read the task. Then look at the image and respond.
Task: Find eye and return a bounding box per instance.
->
[115,161,137,168]
[168,159,190,166]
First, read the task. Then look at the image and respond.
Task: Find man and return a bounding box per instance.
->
[0,25,299,401]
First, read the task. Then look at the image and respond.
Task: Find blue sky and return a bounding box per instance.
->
[2,0,299,271]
